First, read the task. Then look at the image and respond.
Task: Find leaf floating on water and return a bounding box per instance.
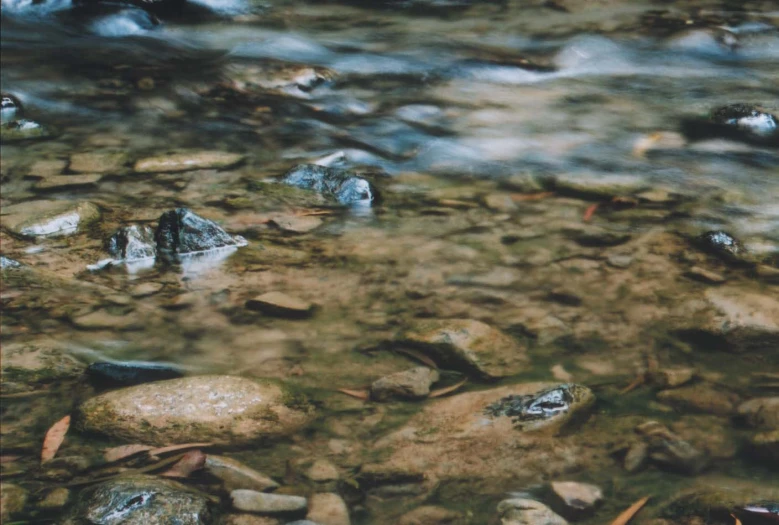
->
[731,514,742,525]
[393,348,438,370]
[147,442,214,457]
[41,415,70,464]
[160,450,206,478]
[583,203,600,222]
[610,496,650,525]
[429,378,468,398]
[104,444,153,463]
[337,388,370,400]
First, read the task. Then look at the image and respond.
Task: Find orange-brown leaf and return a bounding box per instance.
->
[41,415,71,464]
[583,203,600,222]
[337,388,370,400]
[394,348,438,370]
[160,449,206,478]
[610,496,650,525]
[104,444,154,463]
[0,455,21,464]
[618,375,645,395]
[147,443,214,457]
[429,378,468,398]
[511,191,554,202]
[731,514,742,525]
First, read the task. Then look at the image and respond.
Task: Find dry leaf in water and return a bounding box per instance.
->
[511,191,554,201]
[610,496,650,525]
[160,450,206,478]
[104,444,154,463]
[730,514,742,525]
[41,415,71,464]
[337,388,370,400]
[583,203,599,222]
[147,443,214,457]
[394,348,438,370]
[429,378,468,398]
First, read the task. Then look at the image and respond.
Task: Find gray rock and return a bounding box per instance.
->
[107,225,157,261]
[1,200,100,238]
[1,256,22,269]
[606,254,633,268]
[497,498,568,525]
[205,455,280,492]
[306,493,350,525]
[134,151,245,173]
[484,384,595,433]
[76,375,315,446]
[156,208,247,257]
[552,173,649,199]
[281,164,376,206]
[371,367,439,401]
[245,292,316,319]
[62,475,211,525]
[695,231,748,264]
[548,481,603,519]
[400,319,529,379]
[231,490,307,515]
[738,398,779,429]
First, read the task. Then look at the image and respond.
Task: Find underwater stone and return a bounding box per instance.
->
[2,200,100,238]
[281,164,377,206]
[155,208,246,257]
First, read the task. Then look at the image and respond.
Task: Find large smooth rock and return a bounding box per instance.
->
[1,200,100,238]
[399,319,529,379]
[134,151,245,173]
[62,475,211,525]
[76,375,315,446]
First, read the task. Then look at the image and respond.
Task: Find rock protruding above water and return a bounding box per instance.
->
[498,498,568,525]
[86,361,185,387]
[62,475,212,525]
[281,164,377,206]
[156,208,247,256]
[695,231,747,264]
[231,490,307,515]
[484,384,595,433]
[1,93,21,124]
[366,383,595,486]
[107,225,157,261]
[76,375,315,446]
[548,481,603,520]
[399,319,529,379]
[134,151,246,173]
[681,103,779,147]
[0,256,23,269]
[2,200,101,238]
[1,93,53,142]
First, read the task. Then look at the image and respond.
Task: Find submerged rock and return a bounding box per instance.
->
[400,319,529,380]
[1,119,54,141]
[1,339,84,394]
[306,493,350,525]
[548,481,603,520]
[62,475,212,525]
[0,483,28,522]
[86,361,185,387]
[245,292,316,319]
[205,455,279,492]
[497,498,568,525]
[2,200,100,238]
[737,398,779,430]
[69,151,128,174]
[635,421,708,475]
[231,490,307,515]
[551,173,649,199]
[484,384,595,433]
[156,208,247,257]
[281,164,377,206]
[76,375,315,446]
[134,151,245,173]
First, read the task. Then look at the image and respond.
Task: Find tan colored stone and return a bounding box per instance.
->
[246,292,316,318]
[69,152,127,174]
[134,151,245,173]
[205,455,280,492]
[307,493,350,525]
[306,459,340,482]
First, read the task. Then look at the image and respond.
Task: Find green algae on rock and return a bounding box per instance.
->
[75,375,316,446]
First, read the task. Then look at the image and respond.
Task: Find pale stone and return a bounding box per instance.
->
[134,151,245,173]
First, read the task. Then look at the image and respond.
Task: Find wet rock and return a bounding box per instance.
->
[737,398,779,429]
[650,367,696,388]
[747,430,779,463]
[399,319,529,379]
[306,460,340,482]
[107,225,158,261]
[499,172,545,193]
[695,231,748,264]
[221,515,280,525]
[134,151,245,173]
[1,118,54,141]
[713,104,778,137]
[269,215,323,233]
[623,442,649,472]
[281,164,376,206]
[685,266,726,284]
[551,173,649,199]
[29,159,68,177]
[548,481,602,520]
[636,421,708,474]
[1,93,21,124]
[205,455,280,492]
[497,498,567,525]
[69,152,127,174]
[72,309,141,331]
[606,254,633,268]
[86,361,185,387]
[568,228,632,247]
[0,483,28,522]
[483,193,517,212]
[1,200,100,238]
[397,505,463,525]
[62,475,211,525]
[76,375,315,446]
[245,292,316,319]
[156,208,247,257]
[656,384,739,415]
[231,490,307,515]
[0,339,84,394]
[35,174,102,191]
[306,493,350,525]
[370,367,439,401]
[484,384,595,433]
[130,282,165,297]
[368,383,595,486]
[38,487,71,509]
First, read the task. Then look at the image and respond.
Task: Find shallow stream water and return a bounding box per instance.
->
[1,0,778,523]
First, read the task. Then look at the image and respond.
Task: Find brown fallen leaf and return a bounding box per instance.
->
[510,191,554,201]
[104,444,154,463]
[731,514,742,525]
[429,378,468,398]
[147,442,214,457]
[393,348,438,370]
[583,203,600,222]
[337,388,370,400]
[619,375,646,395]
[610,496,650,525]
[160,449,206,478]
[41,415,71,464]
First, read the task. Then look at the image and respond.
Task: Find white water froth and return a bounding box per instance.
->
[188,0,249,15]
[90,10,151,37]
[0,0,70,14]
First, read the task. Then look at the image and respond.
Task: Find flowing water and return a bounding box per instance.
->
[1,0,779,523]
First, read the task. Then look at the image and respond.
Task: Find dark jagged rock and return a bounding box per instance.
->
[62,475,212,525]
[696,230,747,263]
[1,93,22,124]
[155,208,246,257]
[86,361,185,387]
[681,104,779,147]
[485,383,595,432]
[281,164,377,206]
[107,225,157,261]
